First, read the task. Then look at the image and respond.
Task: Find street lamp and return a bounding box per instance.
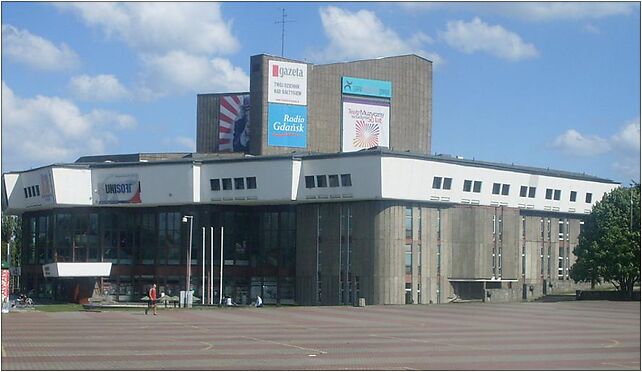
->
[182,215,193,307]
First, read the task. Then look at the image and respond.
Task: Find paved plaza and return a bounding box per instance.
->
[1,301,640,370]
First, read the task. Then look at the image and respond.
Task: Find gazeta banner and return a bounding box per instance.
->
[268,103,307,148]
[268,60,307,106]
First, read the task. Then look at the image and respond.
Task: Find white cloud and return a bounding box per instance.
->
[311,6,442,64]
[552,129,611,156]
[1,24,79,71]
[610,119,641,155]
[139,51,249,98]
[57,3,239,55]
[1,82,135,171]
[400,3,636,22]
[494,3,636,22]
[69,74,129,101]
[439,17,538,61]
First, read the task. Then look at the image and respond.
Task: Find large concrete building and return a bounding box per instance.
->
[2,54,619,305]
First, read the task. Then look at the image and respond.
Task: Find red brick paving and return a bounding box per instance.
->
[1,301,640,370]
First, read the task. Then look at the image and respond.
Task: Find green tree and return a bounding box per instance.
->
[1,215,21,267]
[571,184,641,299]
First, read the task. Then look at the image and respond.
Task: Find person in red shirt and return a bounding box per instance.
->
[146,284,157,316]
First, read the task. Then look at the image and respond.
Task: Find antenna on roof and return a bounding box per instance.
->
[275,8,295,57]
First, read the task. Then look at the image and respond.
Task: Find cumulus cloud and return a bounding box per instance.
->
[439,17,538,61]
[2,24,80,71]
[310,6,442,64]
[610,119,641,155]
[139,51,249,99]
[1,82,136,171]
[56,3,239,55]
[69,74,129,101]
[552,129,611,156]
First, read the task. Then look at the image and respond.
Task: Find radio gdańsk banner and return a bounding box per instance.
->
[218,95,250,152]
[268,103,307,148]
[96,174,142,204]
[268,60,307,106]
[342,97,390,152]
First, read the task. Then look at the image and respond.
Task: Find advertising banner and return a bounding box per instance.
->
[342,76,392,98]
[96,174,142,204]
[268,103,307,148]
[2,269,9,308]
[268,60,307,106]
[342,97,390,152]
[39,172,54,203]
[218,95,250,152]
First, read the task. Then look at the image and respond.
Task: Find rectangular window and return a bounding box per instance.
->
[305,175,315,188]
[473,181,482,193]
[520,186,528,197]
[340,174,352,187]
[234,177,245,190]
[463,180,472,192]
[27,187,33,198]
[328,174,340,187]
[570,191,577,202]
[443,178,452,190]
[501,184,510,196]
[405,207,413,240]
[222,178,232,190]
[24,188,28,198]
[492,183,501,195]
[246,177,257,189]
[432,177,443,189]
[554,189,561,201]
[316,175,328,188]
[35,185,40,196]
[545,188,553,200]
[528,187,536,198]
[585,193,592,203]
[405,244,412,274]
[559,220,564,240]
[210,179,220,191]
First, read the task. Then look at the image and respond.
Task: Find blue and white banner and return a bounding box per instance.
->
[342,76,392,98]
[268,103,307,148]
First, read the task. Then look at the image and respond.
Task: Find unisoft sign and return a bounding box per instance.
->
[268,60,307,106]
[268,103,307,148]
[95,174,142,204]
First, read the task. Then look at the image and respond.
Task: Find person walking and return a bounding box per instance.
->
[146,284,157,315]
[255,295,263,308]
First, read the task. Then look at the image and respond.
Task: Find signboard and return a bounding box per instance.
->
[342,97,390,152]
[2,269,9,305]
[96,174,141,204]
[268,103,308,148]
[218,95,250,152]
[342,76,392,98]
[39,172,54,203]
[268,60,307,106]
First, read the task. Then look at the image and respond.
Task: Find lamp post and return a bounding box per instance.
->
[182,215,193,307]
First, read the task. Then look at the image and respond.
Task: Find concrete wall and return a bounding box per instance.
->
[249,54,432,156]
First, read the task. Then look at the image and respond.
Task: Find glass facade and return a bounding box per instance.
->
[20,206,296,304]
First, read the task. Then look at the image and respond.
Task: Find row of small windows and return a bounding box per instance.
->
[305,174,352,189]
[210,177,257,191]
[23,185,40,199]
[433,176,594,203]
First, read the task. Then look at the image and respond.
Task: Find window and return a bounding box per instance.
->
[305,176,315,188]
[405,244,412,274]
[210,179,220,191]
[316,175,328,188]
[585,193,592,203]
[554,189,561,201]
[528,187,536,198]
[520,186,528,197]
[234,177,245,190]
[432,177,443,189]
[473,181,482,193]
[492,183,501,195]
[559,220,564,240]
[23,188,28,198]
[27,187,33,197]
[246,177,257,189]
[546,188,553,200]
[340,174,352,187]
[328,175,340,187]
[35,185,40,196]
[463,180,473,192]
[222,178,232,190]
[443,178,452,190]
[570,191,577,202]
[405,207,413,239]
[501,184,510,196]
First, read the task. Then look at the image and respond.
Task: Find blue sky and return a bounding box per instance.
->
[1,2,640,184]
